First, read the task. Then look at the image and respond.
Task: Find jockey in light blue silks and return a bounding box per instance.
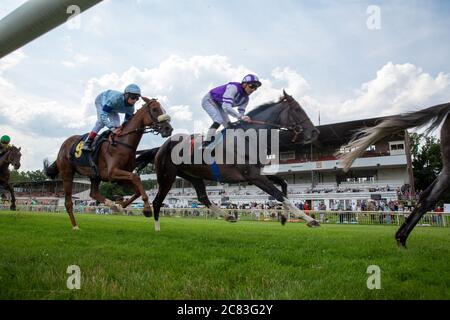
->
[201,74,262,146]
[82,84,143,151]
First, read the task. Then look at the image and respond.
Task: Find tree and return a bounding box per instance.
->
[9,169,47,183]
[409,132,450,205]
[99,182,133,200]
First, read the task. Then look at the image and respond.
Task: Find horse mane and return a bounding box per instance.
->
[246,96,284,117]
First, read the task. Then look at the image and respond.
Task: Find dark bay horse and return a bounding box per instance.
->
[0,145,22,210]
[44,98,173,229]
[337,102,450,247]
[137,91,321,231]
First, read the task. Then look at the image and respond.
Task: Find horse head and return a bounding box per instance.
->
[6,146,21,170]
[278,90,320,144]
[140,97,173,138]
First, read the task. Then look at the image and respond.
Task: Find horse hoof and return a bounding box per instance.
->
[225,216,237,223]
[396,237,407,248]
[143,208,153,218]
[73,226,80,231]
[307,220,321,228]
[10,206,16,211]
[280,215,287,225]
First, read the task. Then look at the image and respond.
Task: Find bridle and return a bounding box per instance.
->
[246,99,307,143]
[118,99,170,136]
[109,99,171,150]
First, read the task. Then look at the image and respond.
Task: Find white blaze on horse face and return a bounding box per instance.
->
[282,197,315,222]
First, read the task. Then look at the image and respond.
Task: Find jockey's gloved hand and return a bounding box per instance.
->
[113,127,122,136]
[240,115,251,123]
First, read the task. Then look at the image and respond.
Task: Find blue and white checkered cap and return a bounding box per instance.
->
[242,74,262,86]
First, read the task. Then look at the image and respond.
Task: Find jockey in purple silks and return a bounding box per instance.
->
[201,74,262,146]
[82,84,143,151]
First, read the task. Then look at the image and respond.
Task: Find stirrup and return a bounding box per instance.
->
[82,143,92,151]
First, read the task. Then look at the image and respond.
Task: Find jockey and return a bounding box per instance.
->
[201,74,262,146]
[0,135,11,155]
[82,84,142,151]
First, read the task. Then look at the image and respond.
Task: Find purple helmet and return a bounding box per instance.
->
[242,74,262,87]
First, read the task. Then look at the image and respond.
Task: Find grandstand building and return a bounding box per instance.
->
[140,116,414,210]
[9,179,91,206]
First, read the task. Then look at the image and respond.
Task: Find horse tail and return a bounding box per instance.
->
[43,159,59,179]
[337,102,450,172]
[135,147,160,172]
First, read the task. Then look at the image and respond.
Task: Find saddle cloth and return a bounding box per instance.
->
[70,131,111,168]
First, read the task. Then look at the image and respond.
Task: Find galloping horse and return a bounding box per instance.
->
[0,145,22,210]
[337,102,450,247]
[44,98,173,229]
[136,91,321,231]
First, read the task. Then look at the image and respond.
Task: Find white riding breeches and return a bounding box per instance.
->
[202,94,230,125]
[92,96,120,133]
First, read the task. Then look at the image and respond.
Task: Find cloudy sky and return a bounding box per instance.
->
[1,0,450,171]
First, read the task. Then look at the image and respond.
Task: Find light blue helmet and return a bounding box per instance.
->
[124,84,141,95]
[242,74,262,87]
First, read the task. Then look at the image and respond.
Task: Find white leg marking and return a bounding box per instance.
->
[209,203,225,217]
[154,220,161,232]
[282,197,315,223]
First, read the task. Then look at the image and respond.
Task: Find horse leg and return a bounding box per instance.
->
[117,181,142,209]
[108,168,153,217]
[88,178,124,213]
[395,170,450,247]
[246,167,320,227]
[152,172,176,232]
[268,175,288,197]
[178,172,235,222]
[4,183,16,211]
[61,172,78,230]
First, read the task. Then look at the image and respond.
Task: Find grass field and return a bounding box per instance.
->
[0,211,449,300]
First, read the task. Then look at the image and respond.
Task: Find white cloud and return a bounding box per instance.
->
[332,62,450,122]
[62,53,90,68]
[168,105,193,122]
[0,50,26,73]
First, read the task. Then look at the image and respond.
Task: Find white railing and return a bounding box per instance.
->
[1,204,448,228]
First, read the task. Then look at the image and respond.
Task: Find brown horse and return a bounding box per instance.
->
[136,91,321,231]
[44,98,173,229]
[337,102,450,247]
[0,145,22,211]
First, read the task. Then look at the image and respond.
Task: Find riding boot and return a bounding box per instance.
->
[202,122,221,148]
[82,138,93,152]
[202,129,217,148]
[82,132,97,152]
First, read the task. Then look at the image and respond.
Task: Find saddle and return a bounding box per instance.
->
[70,131,111,174]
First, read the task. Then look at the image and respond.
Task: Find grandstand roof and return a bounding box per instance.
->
[315,116,394,144]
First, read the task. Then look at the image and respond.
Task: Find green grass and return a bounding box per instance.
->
[0,211,449,299]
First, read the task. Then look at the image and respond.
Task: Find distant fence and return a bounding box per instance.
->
[0,204,448,228]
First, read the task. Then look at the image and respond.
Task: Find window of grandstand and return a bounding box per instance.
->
[389,141,405,155]
[280,151,295,161]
